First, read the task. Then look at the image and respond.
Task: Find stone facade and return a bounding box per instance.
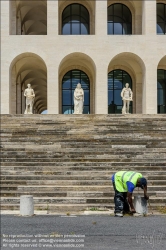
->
[1,0,166,114]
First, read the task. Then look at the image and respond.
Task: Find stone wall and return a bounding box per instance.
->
[1,0,166,114]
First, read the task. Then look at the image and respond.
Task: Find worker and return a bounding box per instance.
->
[112,171,149,217]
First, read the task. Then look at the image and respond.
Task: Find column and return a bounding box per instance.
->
[47,64,59,114]
[16,11,21,35]
[135,73,142,114]
[47,1,59,114]
[95,0,108,114]
[95,0,107,36]
[142,62,157,114]
[9,1,16,35]
[1,1,10,114]
[142,0,156,35]
[47,0,58,36]
[95,61,108,114]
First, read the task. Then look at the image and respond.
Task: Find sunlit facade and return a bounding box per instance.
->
[1,0,166,114]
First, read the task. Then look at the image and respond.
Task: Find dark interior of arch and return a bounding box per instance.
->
[16,0,47,35]
[108,3,132,35]
[157,3,166,34]
[157,69,166,113]
[62,3,90,35]
[14,56,47,114]
[108,69,132,113]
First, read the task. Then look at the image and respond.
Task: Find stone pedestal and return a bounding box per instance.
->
[134,195,148,214]
[20,195,34,216]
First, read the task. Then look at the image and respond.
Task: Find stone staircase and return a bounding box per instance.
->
[1,114,166,213]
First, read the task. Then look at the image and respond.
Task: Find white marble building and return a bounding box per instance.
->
[1,0,166,114]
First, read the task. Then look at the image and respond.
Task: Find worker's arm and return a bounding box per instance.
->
[127,192,136,213]
[143,185,149,200]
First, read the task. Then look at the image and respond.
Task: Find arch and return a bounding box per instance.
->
[157,55,166,70]
[9,52,47,114]
[157,2,166,34]
[62,3,89,35]
[108,52,145,114]
[107,3,132,35]
[62,70,90,114]
[59,0,95,35]
[108,69,133,113]
[9,0,47,35]
[157,56,166,113]
[107,0,142,34]
[59,52,96,114]
[157,69,166,113]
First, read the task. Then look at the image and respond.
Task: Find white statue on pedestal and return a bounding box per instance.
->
[24,83,35,114]
[73,83,84,114]
[121,83,133,114]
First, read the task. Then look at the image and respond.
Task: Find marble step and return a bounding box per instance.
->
[2,147,166,152]
[1,174,166,181]
[1,149,166,156]
[1,148,166,153]
[1,196,166,205]
[1,202,164,212]
[1,142,166,149]
[0,203,114,212]
[1,155,166,161]
[1,190,166,197]
[1,118,166,124]
[1,170,166,176]
[1,134,166,140]
[1,162,166,169]
[2,185,166,192]
[3,132,165,136]
[1,180,166,186]
[1,158,166,163]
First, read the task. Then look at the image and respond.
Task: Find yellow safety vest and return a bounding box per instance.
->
[115,171,142,192]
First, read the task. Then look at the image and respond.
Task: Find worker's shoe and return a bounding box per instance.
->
[115,212,123,217]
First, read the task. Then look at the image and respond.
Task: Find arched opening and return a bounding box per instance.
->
[157,3,166,34]
[9,0,47,35]
[157,69,166,113]
[59,52,96,114]
[59,1,95,35]
[107,3,132,35]
[157,56,166,113]
[108,70,132,113]
[10,53,47,114]
[108,52,145,114]
[62,3,89,35]
[62,70,90,114]
[107,0,142,34]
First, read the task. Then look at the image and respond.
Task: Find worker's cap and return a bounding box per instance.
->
[139,178,147,189]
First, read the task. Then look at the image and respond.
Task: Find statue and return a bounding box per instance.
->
[121,83,133,114]
[73,83,84,114]
[24,83,35,114]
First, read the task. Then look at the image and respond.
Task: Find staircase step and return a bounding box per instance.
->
[1,196,166,205]
[1,174,166,181]
[1,190,165,197]
[1,185,166,192]
[1,114,166,212]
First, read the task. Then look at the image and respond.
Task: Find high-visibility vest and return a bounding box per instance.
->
[115,171,142,192]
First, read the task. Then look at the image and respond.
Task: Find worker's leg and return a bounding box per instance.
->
[113,182,124,216]
[123,192,130,213]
